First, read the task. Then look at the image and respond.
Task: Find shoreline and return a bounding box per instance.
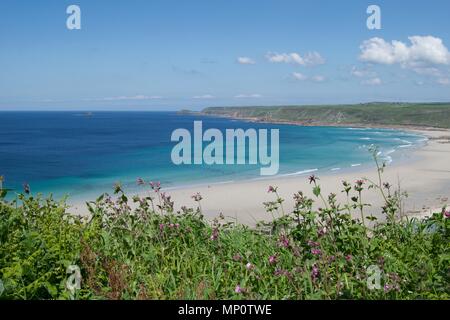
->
[69,125,450,225]
[197,111,450,132]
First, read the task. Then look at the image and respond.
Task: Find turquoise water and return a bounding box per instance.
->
[0,112,427,200]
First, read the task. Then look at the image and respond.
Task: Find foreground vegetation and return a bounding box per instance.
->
[202,102,450,129]
[0,156,449,300]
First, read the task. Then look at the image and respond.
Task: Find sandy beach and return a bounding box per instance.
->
[70,128,450,225]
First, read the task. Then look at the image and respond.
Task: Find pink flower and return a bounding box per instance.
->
[311,248,322,256]
[159,224,165,231]
[444,210,450,219]
[150,181,161,192]
[210,227,219,241]
[235,285,243,294]
[23,183,30,194]
[192,192,203,202]
[307,240,320,247]
[318,227,327,237]
[345,255,352,262]
[354,180,365,192]
[279,235,290,248]
[308,175,319,184]
[268,255,277,265]
[267,186,276,193]
[233,254,242,262]
[274,269,291,278]
[246,262,254,270]
[311,264,320,281]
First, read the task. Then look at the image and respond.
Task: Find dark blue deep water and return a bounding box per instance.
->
[0,112,426,199]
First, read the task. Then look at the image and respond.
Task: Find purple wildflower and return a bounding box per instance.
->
[268,255,277,265]
[307,240,320,247]
[311,248,322,256]
[192,192,203,202]
[279,235,290,248]
[308,175,319,184]
[311,264,320,281]
[234,285,243,294]
[233,254,242,262]
[23,183,30,195]
[318,227,327,237]
[274,269,291,278]
[354,180,365,192]
[210,227,219,241]
[150,181,161,192]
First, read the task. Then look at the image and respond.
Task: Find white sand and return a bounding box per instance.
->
[70,129,450,225]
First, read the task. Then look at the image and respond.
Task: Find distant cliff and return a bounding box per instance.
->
[201,103,450,129]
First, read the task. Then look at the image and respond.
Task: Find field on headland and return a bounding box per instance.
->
[200,103,450,129]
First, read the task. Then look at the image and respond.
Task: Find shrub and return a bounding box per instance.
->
[0,160,448,300]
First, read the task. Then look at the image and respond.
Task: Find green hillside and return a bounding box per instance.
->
[202,103,450,129]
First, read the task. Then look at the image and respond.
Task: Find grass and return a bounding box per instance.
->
[201,102,450,129]
[0,153,449,300]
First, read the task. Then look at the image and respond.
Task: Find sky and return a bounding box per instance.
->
[1,0,450,111]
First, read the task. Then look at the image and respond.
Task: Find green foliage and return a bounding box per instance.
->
[0,193,84,299]
[0,169,449,300]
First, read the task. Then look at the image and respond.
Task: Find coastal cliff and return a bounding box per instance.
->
[200,103,450,129]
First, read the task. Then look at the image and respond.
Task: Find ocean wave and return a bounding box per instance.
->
[280,168,319,177]
[351,164,361,167]
[331,168,341,171]
[385,149,396,155]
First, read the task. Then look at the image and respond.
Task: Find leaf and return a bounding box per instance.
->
[313,186,321,198]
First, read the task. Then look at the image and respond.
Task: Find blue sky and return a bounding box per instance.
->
[1,0,450,110]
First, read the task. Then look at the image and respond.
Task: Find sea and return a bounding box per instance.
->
[0,111,427,200]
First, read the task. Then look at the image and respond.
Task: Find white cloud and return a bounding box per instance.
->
[291,72,325,82]
[101,95,163,101]
[192,94,215,99]
[350,66,376,78]
[359,36,450,66]
[437,78,450,86]
[291,72,308,81]
[311,75,325,82]
[234,94,262,99]
[237,57,256,65]
[362,78,382,86]
[266,51,325,66]
[411,66,442,77]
